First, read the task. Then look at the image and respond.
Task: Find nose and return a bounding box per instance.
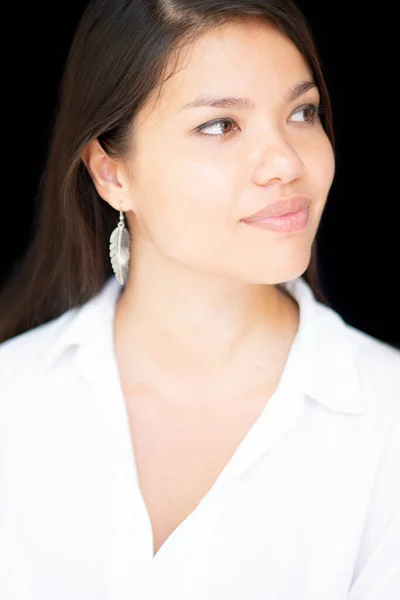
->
[252,132,306,186]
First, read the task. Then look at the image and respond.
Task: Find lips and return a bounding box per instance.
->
[241,195,311,222]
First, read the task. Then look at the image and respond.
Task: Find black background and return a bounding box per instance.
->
[2,1,399,348]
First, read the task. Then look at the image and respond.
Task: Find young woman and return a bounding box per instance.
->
[1,1,399,598]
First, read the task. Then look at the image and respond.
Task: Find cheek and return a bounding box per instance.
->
[305,133,335,193]
[136,151,236,259]
[301,135,335,233]
[161,160,233,220]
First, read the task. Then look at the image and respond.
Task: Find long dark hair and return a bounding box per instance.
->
[0,0,335,344]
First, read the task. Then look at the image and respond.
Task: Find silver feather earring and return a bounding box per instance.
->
[109,206,131,286]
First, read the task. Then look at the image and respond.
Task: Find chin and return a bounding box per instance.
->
[234,247,311,284]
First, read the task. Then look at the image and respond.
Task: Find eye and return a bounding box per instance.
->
[290,103,323,124]
[195,102,323,139]
[196,118,238,138]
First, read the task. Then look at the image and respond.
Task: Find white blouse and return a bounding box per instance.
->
[0,275,399,600]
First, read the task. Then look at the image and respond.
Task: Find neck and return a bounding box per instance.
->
[113,242,299,400]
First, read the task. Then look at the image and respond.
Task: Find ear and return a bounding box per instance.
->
[81,139,129,211]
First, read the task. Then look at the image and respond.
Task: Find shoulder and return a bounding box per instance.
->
[329,307,399,416]
[0,308,77,391]
[306,296,400,420]
[347,322,399,406]
[0,309,79,450]
[288,276,399,418]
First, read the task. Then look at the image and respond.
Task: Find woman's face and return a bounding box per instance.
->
[124,18,335,284]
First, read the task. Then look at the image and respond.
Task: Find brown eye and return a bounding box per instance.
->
[290,104,321,124]
[303,106,319,122]
[197,118,238,137]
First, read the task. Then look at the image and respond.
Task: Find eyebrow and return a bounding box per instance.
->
[180,79,318,111]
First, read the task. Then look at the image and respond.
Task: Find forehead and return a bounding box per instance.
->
[154,19,312,116]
